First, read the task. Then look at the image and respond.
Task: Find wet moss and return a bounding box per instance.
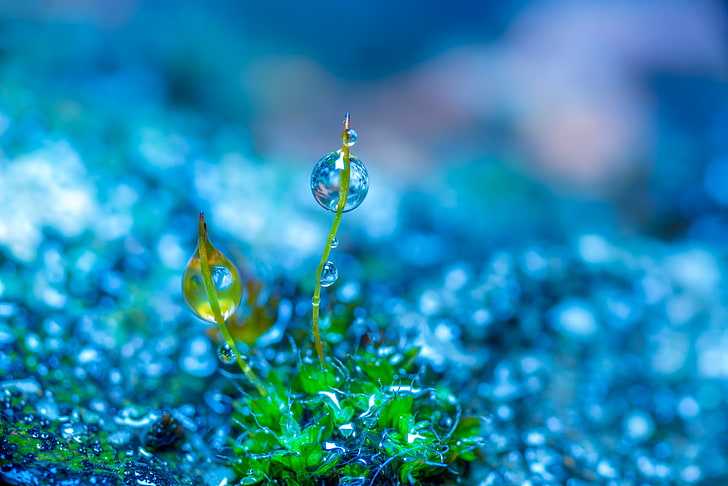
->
[229,346,484,485]
[0,390,197,486]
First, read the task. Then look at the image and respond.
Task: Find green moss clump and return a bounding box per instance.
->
[230,347,483,485]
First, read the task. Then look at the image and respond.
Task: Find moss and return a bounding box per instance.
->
[229,346,484,485]
[178,115,485,485]
[0,389,197,486]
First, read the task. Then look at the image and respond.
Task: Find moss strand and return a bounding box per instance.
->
[312,114,352,368]
[198,214,266,395]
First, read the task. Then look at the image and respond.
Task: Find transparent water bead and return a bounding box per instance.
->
[320,261,338,287]
[341,128,358,146]
[217,343,236,364]
[311,151,369,212]
[330,237,339,249]
[182,220,243,323]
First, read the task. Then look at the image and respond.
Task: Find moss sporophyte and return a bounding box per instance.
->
[182,213,266,396]
[310,113,370,368]
[182,115,483,485]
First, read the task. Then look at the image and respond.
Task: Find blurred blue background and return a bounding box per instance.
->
[1,0,726,256]
[1,2,728,484]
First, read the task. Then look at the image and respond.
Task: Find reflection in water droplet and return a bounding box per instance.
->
[217,343,236,364]
[320,262,338,287]
[182,243,243,323]
[341,128,358,146]
[211,266,233,290]
[310,152,369,212]
[330,237,339,249]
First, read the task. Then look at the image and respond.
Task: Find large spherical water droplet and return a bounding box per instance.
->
[311,151,369,212]
[341,128,358,146]
[182,245,243,323]
[330,238,339,249]
[217,343,236,364]
[320,261,338,287]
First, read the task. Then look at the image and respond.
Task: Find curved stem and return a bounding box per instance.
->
[198,214,266,395]
[312,115,352,368]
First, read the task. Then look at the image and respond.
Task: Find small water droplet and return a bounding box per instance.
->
[217,343,236,364]
[339,422,355,438]
[323,441,347,453]
[341,128,358,146]
[320,262,338,287]
[330,238,339,249]
[311,152,369,212]
[60,423,88,443]
[108,429,133,446]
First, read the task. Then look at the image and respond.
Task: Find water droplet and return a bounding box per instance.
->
[61,423,88,443]
[311,151,369,212]
[108,429,132,446]
[549,298,598,337]
[330,237,339,249]
[211,266,234,290]
[217,343,236,364]
[623,410,654,441]
[36,393,60,420]
[341,128,358,146]
[681,465,702,483]
[323,441,347,453]
[182,242,243,323]
[339,422,355,438]
[320,261,338,287]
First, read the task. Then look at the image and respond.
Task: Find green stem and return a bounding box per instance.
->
[198,214,266,395]
[312,119,352,368]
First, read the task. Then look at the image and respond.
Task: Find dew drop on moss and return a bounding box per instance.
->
[217,343,236,364]
[311,151,369,212]
[320,261,338,287]
[182,244,243,323]
[341,128,358,146]
[338,422,355,438]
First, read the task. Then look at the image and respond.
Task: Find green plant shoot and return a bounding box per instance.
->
[311,114,355,368]
[183,212,266,395]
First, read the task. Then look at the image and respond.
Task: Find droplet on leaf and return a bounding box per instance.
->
[311,151,369,212]
[330,237,339,249]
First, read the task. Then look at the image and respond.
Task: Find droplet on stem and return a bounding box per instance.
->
[330,238,339,249]
[310,151,369,212]
[341,128,358,146]
[320,261,338,287]
[217,343,237,364]
[182,223,243,323]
